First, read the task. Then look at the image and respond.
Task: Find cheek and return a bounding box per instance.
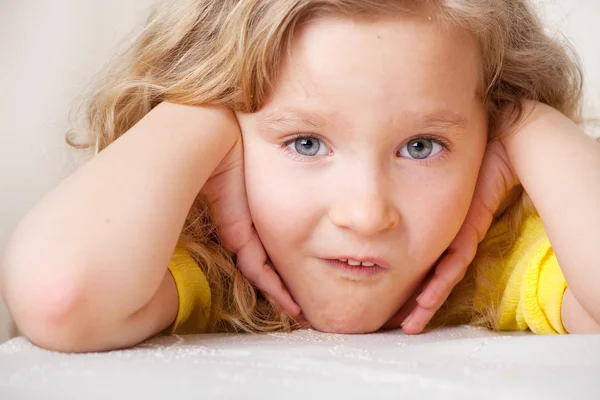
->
[404,146,485,263]
[244,149,334,317]
[243,147,319,255]
[427,179,474,238]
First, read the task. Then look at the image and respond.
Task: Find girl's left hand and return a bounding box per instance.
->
[202,138,301,317]
[398,139,520,334]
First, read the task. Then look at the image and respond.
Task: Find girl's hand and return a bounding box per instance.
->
[201,137,301,317]
[400,139,520,334]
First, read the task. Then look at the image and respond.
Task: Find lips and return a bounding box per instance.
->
[331,256,390,269]
[323,258,388,279]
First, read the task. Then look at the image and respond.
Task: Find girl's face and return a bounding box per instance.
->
[237,15,488,333]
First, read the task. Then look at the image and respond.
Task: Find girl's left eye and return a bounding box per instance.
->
[285,135,331,157]
[398,138,445,160]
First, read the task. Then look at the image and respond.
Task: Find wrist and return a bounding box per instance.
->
[139,102,241,194]
[155,102,240,152]
[500,101,562,156]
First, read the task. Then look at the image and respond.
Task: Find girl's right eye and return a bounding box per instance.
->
[284,135,331,158]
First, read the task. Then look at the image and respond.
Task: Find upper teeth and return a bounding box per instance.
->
[339,259,375,267]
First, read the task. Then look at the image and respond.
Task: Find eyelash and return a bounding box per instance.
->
[280,133,329,162]
[280,133,453,164]
[403,134,453,166]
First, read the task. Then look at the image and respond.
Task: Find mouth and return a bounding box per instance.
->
[323,257,389,279]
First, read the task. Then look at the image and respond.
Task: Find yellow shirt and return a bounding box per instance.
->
[492,214,567,334]
[166,213,567,335]
[165,248,212,334]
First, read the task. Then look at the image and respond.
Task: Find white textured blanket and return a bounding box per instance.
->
[1,327,599,399]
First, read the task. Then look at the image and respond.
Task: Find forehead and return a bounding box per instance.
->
[260,15,482,123]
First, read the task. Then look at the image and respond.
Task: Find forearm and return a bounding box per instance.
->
[501,102,600,323]
[1,102,239,334]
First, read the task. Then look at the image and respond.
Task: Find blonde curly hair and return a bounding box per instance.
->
[67,0,583,333]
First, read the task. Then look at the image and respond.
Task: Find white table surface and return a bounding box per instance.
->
[1,326,599,399]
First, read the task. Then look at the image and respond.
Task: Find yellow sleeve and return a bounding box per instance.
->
[497,215,568,334]
[164,246,212,335]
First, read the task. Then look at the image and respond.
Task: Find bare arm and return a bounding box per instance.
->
[0,102,239,351]
[501,102,600,333]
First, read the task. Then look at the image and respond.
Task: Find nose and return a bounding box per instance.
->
[328,172,400,236]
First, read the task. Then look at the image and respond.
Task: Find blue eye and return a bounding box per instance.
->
[287,135,330,157]
[399,138,444,159]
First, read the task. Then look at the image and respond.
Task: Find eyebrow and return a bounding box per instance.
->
[258,108,328,132]
[258,108,470,134]
[409,110,470,133]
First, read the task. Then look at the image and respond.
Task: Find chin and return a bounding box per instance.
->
[303,306,386,334]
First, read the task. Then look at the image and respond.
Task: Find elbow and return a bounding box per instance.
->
[6,277,93,353]
[561,288,600,334]
[0,224,115,353]
[1,239,143,353]
[2,259,95,353]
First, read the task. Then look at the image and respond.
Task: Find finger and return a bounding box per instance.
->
[401,306,436,335]
[236,236,301,316]
[403,263,460,334]
[240,258,301,317]
[416,276,454,310]
[417,221,479,307]
[415,188,495,308]
[416,251,469,309]
[255,263,301,317]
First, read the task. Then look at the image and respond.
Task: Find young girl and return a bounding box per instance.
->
[2,0,599,353]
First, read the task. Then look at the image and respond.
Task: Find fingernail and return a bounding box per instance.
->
[291,305,301,317]
[401,313,413,328]
[417,292,435,307]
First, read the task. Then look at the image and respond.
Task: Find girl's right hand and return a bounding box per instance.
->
[201,133,301,317]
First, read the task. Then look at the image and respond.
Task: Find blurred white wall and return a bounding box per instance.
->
[0,0,598,343]
[535,0,600,129]
[0,0,153,343]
